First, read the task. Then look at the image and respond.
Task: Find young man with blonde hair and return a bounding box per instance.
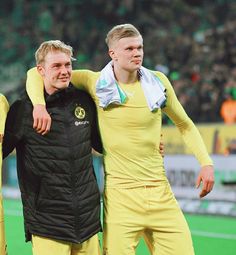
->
[0,94,9,255]
[26,24,214,255]
[3,40,102,255]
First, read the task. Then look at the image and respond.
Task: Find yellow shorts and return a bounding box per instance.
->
[103,181,194,255]
[32,233,101,255]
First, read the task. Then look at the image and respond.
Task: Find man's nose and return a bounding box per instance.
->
[60,65,68,73]
[133,49,141,56]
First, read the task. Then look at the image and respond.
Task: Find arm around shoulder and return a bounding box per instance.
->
[26,68,51,134]
[26,67,45,105]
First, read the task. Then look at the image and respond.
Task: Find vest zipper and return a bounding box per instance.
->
[62,99,81,243]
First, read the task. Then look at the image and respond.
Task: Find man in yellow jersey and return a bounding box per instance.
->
[26,24,214,255]
[2,40,103,255]
[0,94,9,255]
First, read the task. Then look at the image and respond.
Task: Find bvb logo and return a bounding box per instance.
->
[74,106,86,119]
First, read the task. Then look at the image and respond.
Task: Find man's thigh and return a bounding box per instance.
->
[144,228,194,255]
[32,234,101,255]
[103,187,149,255]
[32,235,71,255]
[71,234,101,255]
[103,183,194,255]
[143,183,195,255]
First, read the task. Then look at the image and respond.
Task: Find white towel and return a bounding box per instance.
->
[96,61,166,111]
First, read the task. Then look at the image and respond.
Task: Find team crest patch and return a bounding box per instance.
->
[74,106,86,119]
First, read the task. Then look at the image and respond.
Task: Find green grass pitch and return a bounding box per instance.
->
[4,199,236,255]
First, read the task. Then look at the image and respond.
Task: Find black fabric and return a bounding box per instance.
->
[3,85,102,243]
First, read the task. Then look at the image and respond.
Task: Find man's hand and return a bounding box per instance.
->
[196,165,214,198]
[33,104,51,135]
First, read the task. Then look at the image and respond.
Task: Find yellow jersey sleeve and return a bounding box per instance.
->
[26,67,45,105]
[156,72,213,166]
[26,68,94,105]
[71,69,98,96]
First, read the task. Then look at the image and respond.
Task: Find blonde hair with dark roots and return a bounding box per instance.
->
[35,40,75,65]
[105,24,141,48]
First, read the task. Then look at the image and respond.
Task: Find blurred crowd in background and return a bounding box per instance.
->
[0,0,236,124]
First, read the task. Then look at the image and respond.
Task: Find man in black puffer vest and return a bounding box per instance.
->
[2,40,103,255]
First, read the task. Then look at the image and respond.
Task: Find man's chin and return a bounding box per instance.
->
[129,65,141,72]
[132,62,142,69]
[53,85,69,91]
[58,81,70,88]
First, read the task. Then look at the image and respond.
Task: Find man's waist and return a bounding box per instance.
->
[105,175,168,189]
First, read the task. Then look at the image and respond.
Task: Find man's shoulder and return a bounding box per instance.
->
[67,85,94,103]
[151,70,173,90]
[150,70,168,80]
[9,94,32,115]
[5,97,29,133]
[12,94,30,106]
[10,98,23,108]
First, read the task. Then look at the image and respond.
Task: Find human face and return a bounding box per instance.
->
[37,50,72,95]
[109,35,144,73]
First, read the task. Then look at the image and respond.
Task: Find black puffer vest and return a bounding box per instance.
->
[14,86,102,243]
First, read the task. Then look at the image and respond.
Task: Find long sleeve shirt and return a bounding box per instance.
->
[26,68,213,188]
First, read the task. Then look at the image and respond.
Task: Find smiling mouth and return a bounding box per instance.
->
[59,77,69,81]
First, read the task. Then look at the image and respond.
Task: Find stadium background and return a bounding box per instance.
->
[1,0,236,254]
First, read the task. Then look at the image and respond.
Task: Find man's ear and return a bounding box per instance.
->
[37,65,45,76]
[108,49,117,60]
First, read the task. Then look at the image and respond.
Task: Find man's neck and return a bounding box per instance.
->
[113,65,139,84]
[44,83,65,95]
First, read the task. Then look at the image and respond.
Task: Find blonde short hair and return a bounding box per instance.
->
[35,40,75,65]
[105,24,141,48]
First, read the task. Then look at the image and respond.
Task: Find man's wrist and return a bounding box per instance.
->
[34,104,46,108]
[33,101,46,107]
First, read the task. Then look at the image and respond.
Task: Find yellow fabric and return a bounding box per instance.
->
[0,94,9,255]
[26,68,213,188]
[103,182,195,255]
[0,94,9,140]
[26,67,46,106]
[32,234,101,255]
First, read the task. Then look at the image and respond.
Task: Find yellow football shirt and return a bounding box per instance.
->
[26,68,213,188]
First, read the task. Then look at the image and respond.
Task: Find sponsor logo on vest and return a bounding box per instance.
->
[75,121,89,126]
[74,106,86,119]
